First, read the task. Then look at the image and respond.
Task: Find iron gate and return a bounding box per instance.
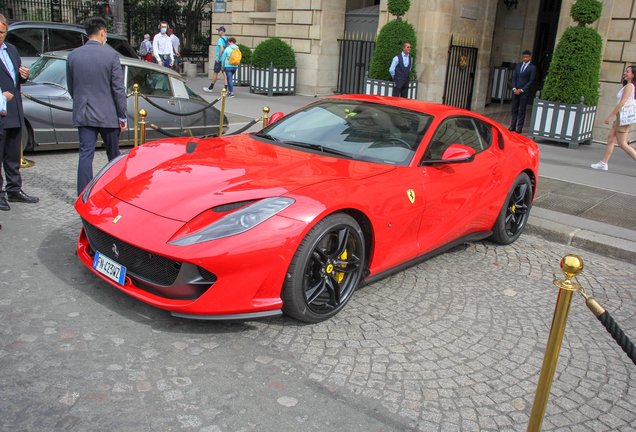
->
[442,35,479,110]
[336,33,376,94]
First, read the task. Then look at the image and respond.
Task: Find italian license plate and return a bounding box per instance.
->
[93,251,126,285]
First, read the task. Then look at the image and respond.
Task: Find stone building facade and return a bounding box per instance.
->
[211,0,636,140]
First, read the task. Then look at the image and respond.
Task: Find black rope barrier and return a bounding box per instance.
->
[140,94,222,116]
[22,93,73,112]
[149,124,192,138]
[597,311,636,365]
[226,118,261,136]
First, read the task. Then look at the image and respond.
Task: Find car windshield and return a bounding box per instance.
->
[28,57,67,87]
[254,99,433,166]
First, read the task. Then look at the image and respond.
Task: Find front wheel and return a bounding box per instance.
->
[282,213,366,323]
[490,172,533,245]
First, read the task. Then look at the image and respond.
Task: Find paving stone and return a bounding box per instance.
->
[0,149,635,431]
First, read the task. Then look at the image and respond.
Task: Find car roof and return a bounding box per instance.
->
[40,50,186,80]
[8,20,128,40]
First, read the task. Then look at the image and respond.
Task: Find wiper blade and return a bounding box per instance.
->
[33,81,67,91]
[254,132,281,142]
[283,141,352,158]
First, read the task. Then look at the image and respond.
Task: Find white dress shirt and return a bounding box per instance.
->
[153,33,174,62]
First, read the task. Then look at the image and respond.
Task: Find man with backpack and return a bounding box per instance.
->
[139,34,153,62]
[204,27,228,92]
[219,37,241,98]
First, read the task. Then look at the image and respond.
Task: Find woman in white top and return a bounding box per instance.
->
[591,65,636,170]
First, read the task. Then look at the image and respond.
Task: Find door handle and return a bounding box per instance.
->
[492,166,501,175]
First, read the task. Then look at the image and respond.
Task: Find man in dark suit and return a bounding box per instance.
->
[0,14,39,211]
[66,17,127,196]
[510,50,537,134]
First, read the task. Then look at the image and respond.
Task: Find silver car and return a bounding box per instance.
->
[21,52,228,151]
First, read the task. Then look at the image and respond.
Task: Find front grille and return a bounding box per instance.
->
[82,218,181,286]
[198,267,217,282]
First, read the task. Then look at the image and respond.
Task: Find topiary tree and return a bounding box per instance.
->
[237,43,252,65]
[252,37,296,69]
[388,0,410,17]
[368,0,417,81]
[540,0,603,105]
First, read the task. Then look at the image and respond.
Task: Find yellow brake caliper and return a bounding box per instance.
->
[334,250,347,283]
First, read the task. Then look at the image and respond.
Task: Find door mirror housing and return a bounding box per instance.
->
[269,112,285,124]
[441,144,475,162]
[420,144,476,166]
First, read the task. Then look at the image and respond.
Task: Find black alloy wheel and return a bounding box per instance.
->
[490,172,533,245]
[282,213,365,323]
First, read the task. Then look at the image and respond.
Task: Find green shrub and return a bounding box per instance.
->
[571,0,603,25]
[252,37,296,68]
[237,43,252,65]
[540,0,603,105]
[368,19,417,81]
[388,0,410,17]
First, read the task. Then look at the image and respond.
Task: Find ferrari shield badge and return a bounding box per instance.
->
[407,189,415,204]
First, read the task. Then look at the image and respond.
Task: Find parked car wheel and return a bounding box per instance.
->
[282,213,366,323]
[490,172,533,245]
[21,121,35,152]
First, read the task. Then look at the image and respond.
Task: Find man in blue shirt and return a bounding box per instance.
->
[204,27,228,92]
[389,42,413,98]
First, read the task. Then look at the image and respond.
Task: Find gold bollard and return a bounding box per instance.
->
[527,254,584,432]
[262,106,270,128]
[139,109,148,145]
[219,89,227,137]
[133,83,139,147]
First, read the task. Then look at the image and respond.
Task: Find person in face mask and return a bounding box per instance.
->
[66,17,128,196]
[153,21,174,69]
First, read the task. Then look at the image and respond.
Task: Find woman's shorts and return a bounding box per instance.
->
[613,117,632,133]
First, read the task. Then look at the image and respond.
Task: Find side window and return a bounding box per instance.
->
[474,119,493,150]
[6,28,45,57]
[48,29,84,52]
[424,117,489,160]
[127,67,172,97]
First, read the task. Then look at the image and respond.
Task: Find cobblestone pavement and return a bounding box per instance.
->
[1,150,635,431]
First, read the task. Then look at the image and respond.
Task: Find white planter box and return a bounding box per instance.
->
[363,76,418,99]
[232,63,251,86]
[529,96,597,149]
[250,63,296,96]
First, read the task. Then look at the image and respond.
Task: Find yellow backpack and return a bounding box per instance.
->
[229,48,242,66]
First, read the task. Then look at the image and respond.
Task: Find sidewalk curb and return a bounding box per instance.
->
[527,216,636,264]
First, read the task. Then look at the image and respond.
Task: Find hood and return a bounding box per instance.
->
[104,135,397,221]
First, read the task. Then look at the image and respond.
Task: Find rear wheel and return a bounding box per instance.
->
[282,213,365,323]
[21,121,35,152]
[490,172,533,245]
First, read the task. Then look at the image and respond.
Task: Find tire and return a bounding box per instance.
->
[21,122,35,152]
[281,213,366,323]
[490,172,533,245]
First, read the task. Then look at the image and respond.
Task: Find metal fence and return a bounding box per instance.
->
[442,35,479,110]
[0,0,212,51]
[336,32,376,95]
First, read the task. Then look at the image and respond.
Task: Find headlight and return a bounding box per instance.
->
[81,153,127,203]
[169,197,295,246]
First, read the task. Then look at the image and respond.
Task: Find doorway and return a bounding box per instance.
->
[530,0,563,97]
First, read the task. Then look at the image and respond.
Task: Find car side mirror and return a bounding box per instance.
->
[441,144,475,162]
[420,144,476,166]
[269,112,284,124]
